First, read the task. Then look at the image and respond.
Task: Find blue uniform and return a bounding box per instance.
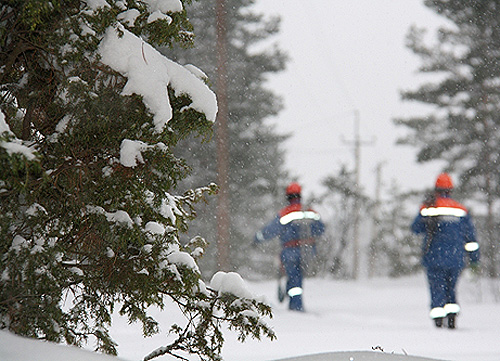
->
[412,194,480,321]
[255,201,325,311]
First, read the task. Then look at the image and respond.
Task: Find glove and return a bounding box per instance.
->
[252,234,260,248]
[254,231,265,244]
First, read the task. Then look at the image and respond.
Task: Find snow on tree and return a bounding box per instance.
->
[0,0,274,360]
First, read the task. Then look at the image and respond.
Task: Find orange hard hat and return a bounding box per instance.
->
[435,173,453,190]
[286,182,302,195]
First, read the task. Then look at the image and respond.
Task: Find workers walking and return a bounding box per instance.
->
[412,173,480,329]
[254,182,325,311]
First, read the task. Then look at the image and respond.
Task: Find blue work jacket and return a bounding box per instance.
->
[412,194,480,270]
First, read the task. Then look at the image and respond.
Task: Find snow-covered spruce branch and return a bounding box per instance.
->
[144,273,275,361]
[175,183,219,219]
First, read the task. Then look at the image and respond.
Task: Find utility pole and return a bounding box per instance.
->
[343,110,375,279]
[352,110,361,280]
[369,162,385,278]
[216,0,230,271]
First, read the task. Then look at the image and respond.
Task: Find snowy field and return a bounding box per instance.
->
[2,272,498,361]
[111,272,499,361]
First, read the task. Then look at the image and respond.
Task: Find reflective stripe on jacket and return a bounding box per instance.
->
[256,202,325,249]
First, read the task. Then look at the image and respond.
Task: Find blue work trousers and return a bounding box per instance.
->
[426,267,461,309]
[281,247,303,311]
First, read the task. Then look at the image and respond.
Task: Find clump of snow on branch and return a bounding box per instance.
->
[160,194,182,224]
[145,221,166,235]
[25,203,48,217]
[210,271,254,299]
[83,0,110,11]
[119,139,168,168]
[117,9,141,26]
[85,0,183,12]
[167,251,199,271]
[147,10,172,24]
[10,235,29,253]
[120,139,147,168]
[98,25,217,133]
[86,205,134,228]
[0,111,12,134]
[0,111,37,160]
[146,0,183,13]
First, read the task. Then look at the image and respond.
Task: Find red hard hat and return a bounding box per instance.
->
[435,173,453,190]
[286,182,301,195]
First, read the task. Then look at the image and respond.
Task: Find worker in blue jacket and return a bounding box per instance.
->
[254,182,325,311]
[412,173,480,329]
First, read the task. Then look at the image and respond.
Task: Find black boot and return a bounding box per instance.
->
[434,317,444,328]
[447,313,456,329]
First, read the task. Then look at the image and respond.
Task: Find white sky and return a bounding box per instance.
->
[251,0,451,198]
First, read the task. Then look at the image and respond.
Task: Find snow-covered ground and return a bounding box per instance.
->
[111,272,499,361]
[0,330,124,361]
[2,272,498,361]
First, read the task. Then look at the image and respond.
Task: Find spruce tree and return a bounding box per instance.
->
[396,0,500,277]
[0,1,274,359]
[163,0,288,276]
